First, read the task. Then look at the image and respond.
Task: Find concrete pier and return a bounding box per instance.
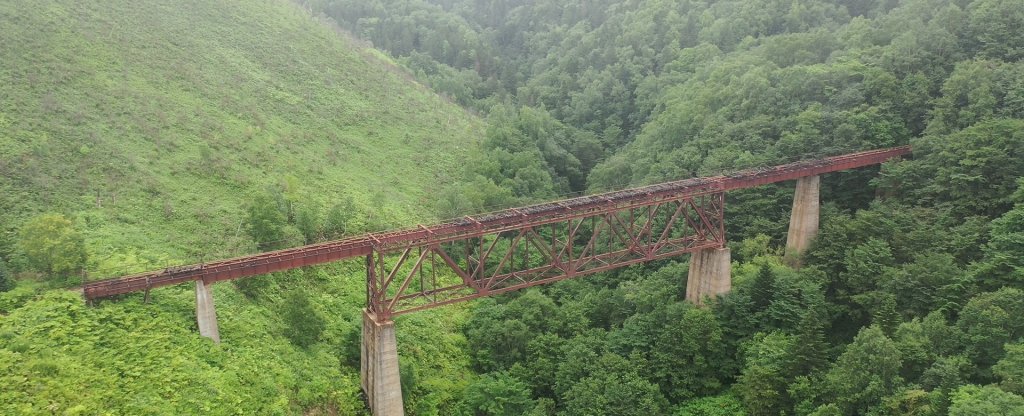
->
[195,280,220,343]
[686,247,732,305]
[785,175,820,267]
[361,310,404,416]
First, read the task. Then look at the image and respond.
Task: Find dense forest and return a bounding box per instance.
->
[303,0,1024,414]
[2,0,1024,414]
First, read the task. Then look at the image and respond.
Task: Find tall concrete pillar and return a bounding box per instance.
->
[361,309,404,416]
[785,175,820,268]
[195,280,220,343]
[686,247,732,306]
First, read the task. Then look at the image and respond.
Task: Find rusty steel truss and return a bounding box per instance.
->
[366,193,725,318]
[83,146,911,318]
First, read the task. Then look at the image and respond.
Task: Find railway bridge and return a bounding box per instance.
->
[83,146,911,416]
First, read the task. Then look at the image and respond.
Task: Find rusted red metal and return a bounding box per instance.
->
[82,146,911,309]
[366,193,726,319]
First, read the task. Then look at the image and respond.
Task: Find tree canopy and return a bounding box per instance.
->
[5,0,1024,414]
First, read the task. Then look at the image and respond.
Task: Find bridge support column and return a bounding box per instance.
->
[785,175,820,268]
[686,247,731,306]
[361,309,404,416]
[195,280,220,343]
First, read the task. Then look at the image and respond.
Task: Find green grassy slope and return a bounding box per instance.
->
[0,0,482,274]
[0,0,481,414]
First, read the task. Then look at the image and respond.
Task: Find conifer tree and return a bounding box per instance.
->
[751,263,776,312]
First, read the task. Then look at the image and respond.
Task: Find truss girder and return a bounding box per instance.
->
[81,146,910,301]
[366,194,725,319]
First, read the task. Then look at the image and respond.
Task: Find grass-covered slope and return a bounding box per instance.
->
[0,0,483,272]
[0,0,481,414]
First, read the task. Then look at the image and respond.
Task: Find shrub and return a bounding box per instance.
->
[17,214,86,279]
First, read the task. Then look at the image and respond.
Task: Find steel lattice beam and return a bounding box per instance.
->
[82,146,910,301]
[366,193,725,319]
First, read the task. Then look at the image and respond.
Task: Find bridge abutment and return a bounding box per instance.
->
[195,280,220,343]
[686,247,732,305]
[361,309,404,416]
[784,175,820,268]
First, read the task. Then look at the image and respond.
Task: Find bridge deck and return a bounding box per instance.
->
[82,146,910,300]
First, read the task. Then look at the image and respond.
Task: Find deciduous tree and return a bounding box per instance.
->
[246,192,287,251]
[17,213,87,278]
[821,325,904,415]
[464,372,535,416]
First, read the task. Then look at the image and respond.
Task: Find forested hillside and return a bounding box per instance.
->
[305,0,1024,415]
[308,0,1022,205]
[3,0,1024,415]
[0,0,483,414]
